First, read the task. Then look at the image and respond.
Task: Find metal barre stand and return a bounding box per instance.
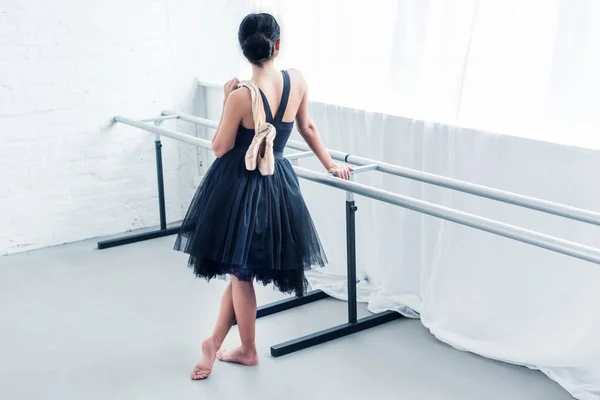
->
[102,112,600,359]
[97,123,402,355]
[97,137,180,249]
[97,118,182,250]
[269,174,403,357]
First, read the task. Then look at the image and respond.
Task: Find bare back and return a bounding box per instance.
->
[238,68,308,130]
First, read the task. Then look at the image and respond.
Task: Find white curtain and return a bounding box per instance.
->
[194,1,600,398]
[247,0,600,149]
[299,107,600,400]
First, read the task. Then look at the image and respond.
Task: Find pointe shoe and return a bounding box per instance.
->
[238,79,276,175]
[245,123,274,172]
[258,125,276,176]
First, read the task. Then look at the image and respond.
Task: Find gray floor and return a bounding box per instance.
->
[0,235,573,400]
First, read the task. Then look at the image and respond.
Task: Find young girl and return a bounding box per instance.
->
[174,12,352,380]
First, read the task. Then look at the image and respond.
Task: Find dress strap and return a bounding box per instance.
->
[259,89,274,123]
[274,70,291,124]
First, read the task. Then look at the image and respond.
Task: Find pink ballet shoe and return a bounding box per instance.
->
[257,124,276,176]
[245,123,274,172]
[238,79,277,176]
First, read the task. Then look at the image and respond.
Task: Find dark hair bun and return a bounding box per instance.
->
[242,33,272,64]
[238,13,280,66]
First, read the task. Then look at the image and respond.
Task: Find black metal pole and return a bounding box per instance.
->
[346,199,358,324]
[269,182,403,358]
[155,140,167,230]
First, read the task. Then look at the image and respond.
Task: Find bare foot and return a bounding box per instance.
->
[216,346,259,366]
[191,337,218,380]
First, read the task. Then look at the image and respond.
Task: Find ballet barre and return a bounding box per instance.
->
[163,110,600,227]
[104,112,600,357]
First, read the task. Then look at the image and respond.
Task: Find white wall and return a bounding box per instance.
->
[0,0,219,254]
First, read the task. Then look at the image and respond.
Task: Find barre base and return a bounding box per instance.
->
[270,310,403,357]
[97,224,181,249]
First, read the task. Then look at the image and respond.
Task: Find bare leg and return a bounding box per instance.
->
[216,276,259,366]
[191,281,235,380]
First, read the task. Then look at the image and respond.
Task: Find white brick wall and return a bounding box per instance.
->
[0,0,228,254]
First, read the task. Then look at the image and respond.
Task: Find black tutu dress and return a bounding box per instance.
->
[174,70,327,294]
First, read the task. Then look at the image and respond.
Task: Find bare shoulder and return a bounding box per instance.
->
[287,68,308,90]
[225,87,252,112]
[228,87,251,103]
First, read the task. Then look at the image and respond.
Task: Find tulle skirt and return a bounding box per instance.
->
[173,147,327,294]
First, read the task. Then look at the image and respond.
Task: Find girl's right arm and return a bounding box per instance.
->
[294,73,353,180]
